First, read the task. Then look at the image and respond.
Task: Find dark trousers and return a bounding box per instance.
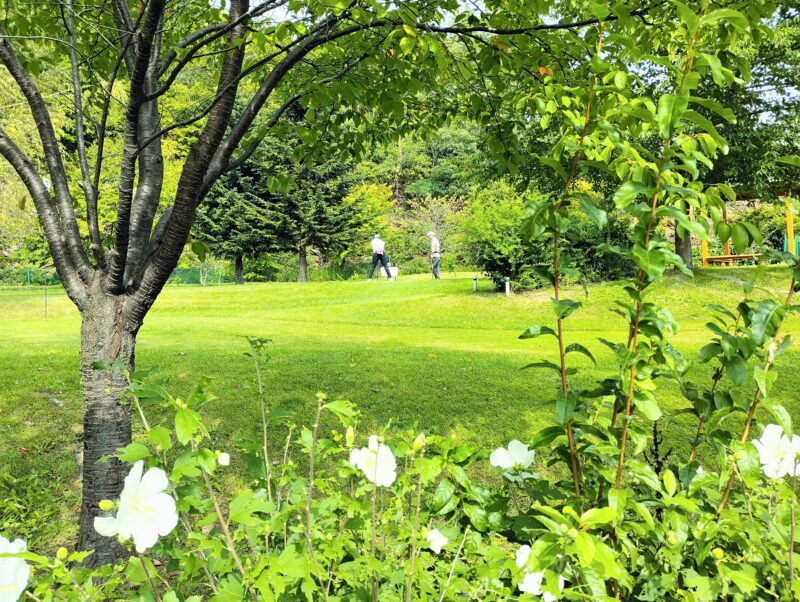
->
[369,253,392,279]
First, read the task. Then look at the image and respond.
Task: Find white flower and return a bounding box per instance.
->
[490,440,535,470]
[349,435,397,487]
[519,571,545,595]
[515,544,531,569]
[753,424,800,479]
[94,461,179,553]
[0,535,29,602]
[217,452,231,467]
[515,544,564,601]
[519,571,565,601]
[426,528,448,554]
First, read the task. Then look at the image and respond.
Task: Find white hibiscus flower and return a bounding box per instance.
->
[490,440,535,470]
[425,528,448,554]
[94,460,179,553]
[349,435,397,487]
[0,535,29,602]
[753,424,800,479]
[515,543,564,601]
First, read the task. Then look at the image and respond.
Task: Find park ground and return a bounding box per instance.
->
[1,268,798,550]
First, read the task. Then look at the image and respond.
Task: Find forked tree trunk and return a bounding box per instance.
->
[78,281,138,566]
[234,254,244,285]
[298,246,308,282]
[675,226,693,272]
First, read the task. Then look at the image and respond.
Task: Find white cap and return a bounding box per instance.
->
[374,234,381,238]
[427,231,436,237]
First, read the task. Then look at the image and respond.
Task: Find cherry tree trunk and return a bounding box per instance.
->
[77,282,138,566]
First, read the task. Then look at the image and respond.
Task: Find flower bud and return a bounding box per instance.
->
[98,499,114,512]
[559,523,569,533]
[56,547,68,560]
[217,452,231,467]
[567,528,579,540]
[346,426,355,448]
[667,533,677,545]
[413,432,426,452]
[712,547,724,560]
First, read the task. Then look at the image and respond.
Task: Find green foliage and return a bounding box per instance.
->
[462,180,542,288]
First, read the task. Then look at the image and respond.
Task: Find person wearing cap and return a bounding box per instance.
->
[369,234,393,281]
[428,231,441,279]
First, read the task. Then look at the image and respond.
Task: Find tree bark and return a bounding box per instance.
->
[78,279,138,567]
[234,254,244,285]
[675,224,693,272]
[298,246,308,282]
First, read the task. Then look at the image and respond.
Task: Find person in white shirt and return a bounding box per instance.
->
[368,234,393,281]
[428,231,441,279]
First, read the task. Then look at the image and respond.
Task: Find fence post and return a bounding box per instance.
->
[504,277,511,297]
[472,276,478,293]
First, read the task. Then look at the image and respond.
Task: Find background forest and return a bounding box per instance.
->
[3,16,800,289]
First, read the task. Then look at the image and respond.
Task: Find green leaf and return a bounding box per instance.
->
[564,343,597,365]
[730,223,750,254]
[579,196,607,228]
[579,506,617,528]
[777,155,800,167]
[229,490,274,526]
[463,503,489,532]
[529,425,565,448]
[702,8,749,33]
[764,402,792,437]
[751,299,783,344]
[633,392,662,421]
[716,222,732,244]
[191,240,208,262]
[720,563,758,595]
[175,407,204,445]
[663,469,677,496]
[725,356,747,386]
[656,93,689,139]
[614,181,655,208]
[519,325,557,339]
[429,478,457,514]
[699,53,733,86]
[552,298,582,319]
[116,442,151,463]
[573,531,596,566]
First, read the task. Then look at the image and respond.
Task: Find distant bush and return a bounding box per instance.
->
[462,181,633,289]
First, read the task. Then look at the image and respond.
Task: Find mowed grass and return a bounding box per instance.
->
[1,268,798,549]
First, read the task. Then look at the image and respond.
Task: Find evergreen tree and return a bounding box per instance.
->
[194,161,279,284]
[267,158,365,282]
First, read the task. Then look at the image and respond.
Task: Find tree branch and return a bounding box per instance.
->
[126,0,251,327]
[107,0,166,294]
[63,0,105,268]
[0,126,87,308]
[0,29,92,281]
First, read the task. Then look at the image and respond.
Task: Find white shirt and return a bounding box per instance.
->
[371,237,385,254]
[430,236,440,254]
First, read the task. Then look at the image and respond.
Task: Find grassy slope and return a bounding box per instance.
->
[1,268,798,548]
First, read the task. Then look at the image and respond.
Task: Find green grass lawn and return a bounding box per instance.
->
[1,268,798,549]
